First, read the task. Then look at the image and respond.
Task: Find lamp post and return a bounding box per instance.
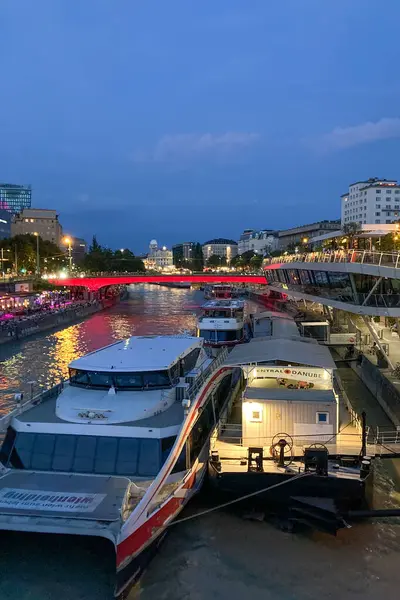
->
[33,232,40,275]
[63,237,73,272]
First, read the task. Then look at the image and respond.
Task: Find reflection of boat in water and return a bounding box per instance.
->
[208,311,374,533]
[0,335,238,596]
[197,299,249,348]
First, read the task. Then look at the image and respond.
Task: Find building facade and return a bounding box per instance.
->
[0,209,11,239]
[172,242,195,265]
[341,178,400,227]
[238,229,279,255]
[145,239,173,269]
[11,208,63,246]
[202,238,238,263]
[0,184,32,215]
[278,220,340,250]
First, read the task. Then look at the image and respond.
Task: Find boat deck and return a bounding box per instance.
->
[15,397,184,429]
[0,470,135,522]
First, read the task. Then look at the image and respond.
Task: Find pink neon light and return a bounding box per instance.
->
[52,274,267,292]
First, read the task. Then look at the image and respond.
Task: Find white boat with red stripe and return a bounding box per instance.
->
[0,335,237,596]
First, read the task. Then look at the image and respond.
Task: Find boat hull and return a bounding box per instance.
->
[207,464,366,514]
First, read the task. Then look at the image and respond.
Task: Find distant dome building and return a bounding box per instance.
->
[145,239,173,270]
[202,238,238,263]
[149,239,158,255]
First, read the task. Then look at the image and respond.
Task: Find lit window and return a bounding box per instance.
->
[316,412,329,424]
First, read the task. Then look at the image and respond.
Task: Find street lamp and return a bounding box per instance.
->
[33,232,40,275]
[63,236,73,272]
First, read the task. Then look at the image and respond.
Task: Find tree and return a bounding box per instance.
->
[0,234,67,274]
[82,238,145,273]
[207,254,226,267]
[250,254,263,270]
[342,222,361,249]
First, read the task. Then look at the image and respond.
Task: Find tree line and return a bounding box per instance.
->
[82,236,145,272]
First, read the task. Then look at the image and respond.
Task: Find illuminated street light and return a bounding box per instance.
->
[33,232,40,275]
[63,236,73,272]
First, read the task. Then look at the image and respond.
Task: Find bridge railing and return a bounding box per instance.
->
[265,250,400,269]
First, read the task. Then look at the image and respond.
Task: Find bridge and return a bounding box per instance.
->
[51,273,266,292]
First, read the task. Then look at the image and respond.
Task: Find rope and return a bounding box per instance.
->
[167,471,313,527]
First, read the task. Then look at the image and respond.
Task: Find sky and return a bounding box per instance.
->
[1,0,400,253]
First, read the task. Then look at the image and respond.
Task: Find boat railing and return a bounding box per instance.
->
[0,381,64,434]
[187,347,229,402]
[333,374,363,431]
[264,249,400,269]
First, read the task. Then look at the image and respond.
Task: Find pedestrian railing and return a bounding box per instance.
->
[265,250,400,269]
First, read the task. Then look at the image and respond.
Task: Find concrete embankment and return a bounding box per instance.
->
[0,300,113,345]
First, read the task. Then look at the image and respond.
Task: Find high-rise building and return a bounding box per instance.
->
[172,242,194,265]
[11,208,63,245]
[341,178,400,227]
[0,183,32,215]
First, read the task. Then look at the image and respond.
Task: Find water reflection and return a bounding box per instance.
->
[0,285,201,415]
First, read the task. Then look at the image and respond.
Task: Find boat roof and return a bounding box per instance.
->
[224,337,336,369]
[201,299,244,310]
[69,335,202,372]
[244,387,336,403]
[251,310,294,320]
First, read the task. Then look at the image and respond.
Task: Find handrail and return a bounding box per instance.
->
[264,249,400,269]
[0,382,64,433]
[187,347,229,402]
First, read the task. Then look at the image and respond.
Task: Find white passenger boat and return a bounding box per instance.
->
[196,299,248,348]
[0,335,238,596]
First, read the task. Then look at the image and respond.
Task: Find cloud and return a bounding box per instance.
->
[132,132,260,164]
[320,118,400,151]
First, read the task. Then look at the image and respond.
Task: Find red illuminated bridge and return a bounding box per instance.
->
[52,273,267,292]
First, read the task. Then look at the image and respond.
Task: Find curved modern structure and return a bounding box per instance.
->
[264,250,400,317]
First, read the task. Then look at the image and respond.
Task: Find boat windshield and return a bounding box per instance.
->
[69,369,171,390]
[1,430,177,478]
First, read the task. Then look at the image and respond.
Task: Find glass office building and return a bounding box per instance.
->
[0,183,32,215]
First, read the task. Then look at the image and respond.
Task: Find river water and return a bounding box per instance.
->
[1,285,400,600]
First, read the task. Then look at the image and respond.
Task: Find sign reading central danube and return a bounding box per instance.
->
[0,488,106,513]
[253,366,329,383]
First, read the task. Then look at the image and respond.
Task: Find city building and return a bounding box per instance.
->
[145,239,173,269]
[11,208,63,246]
[172,242,195,265]
[341,178,400,227]
[238,229,279,255]
[60,236,87,264]
[202,238,238,263]
[278,220,340,250]
[0,209,11,239]
[0,183,32,215]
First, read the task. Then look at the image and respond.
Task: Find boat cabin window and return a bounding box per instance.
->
[2,430,177,478]
[199,329,243,342]
[69,369,171,390]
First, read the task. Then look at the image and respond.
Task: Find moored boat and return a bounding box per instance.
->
[207,311,372,532]
[0,335,240,596]
[196,299,249,349]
